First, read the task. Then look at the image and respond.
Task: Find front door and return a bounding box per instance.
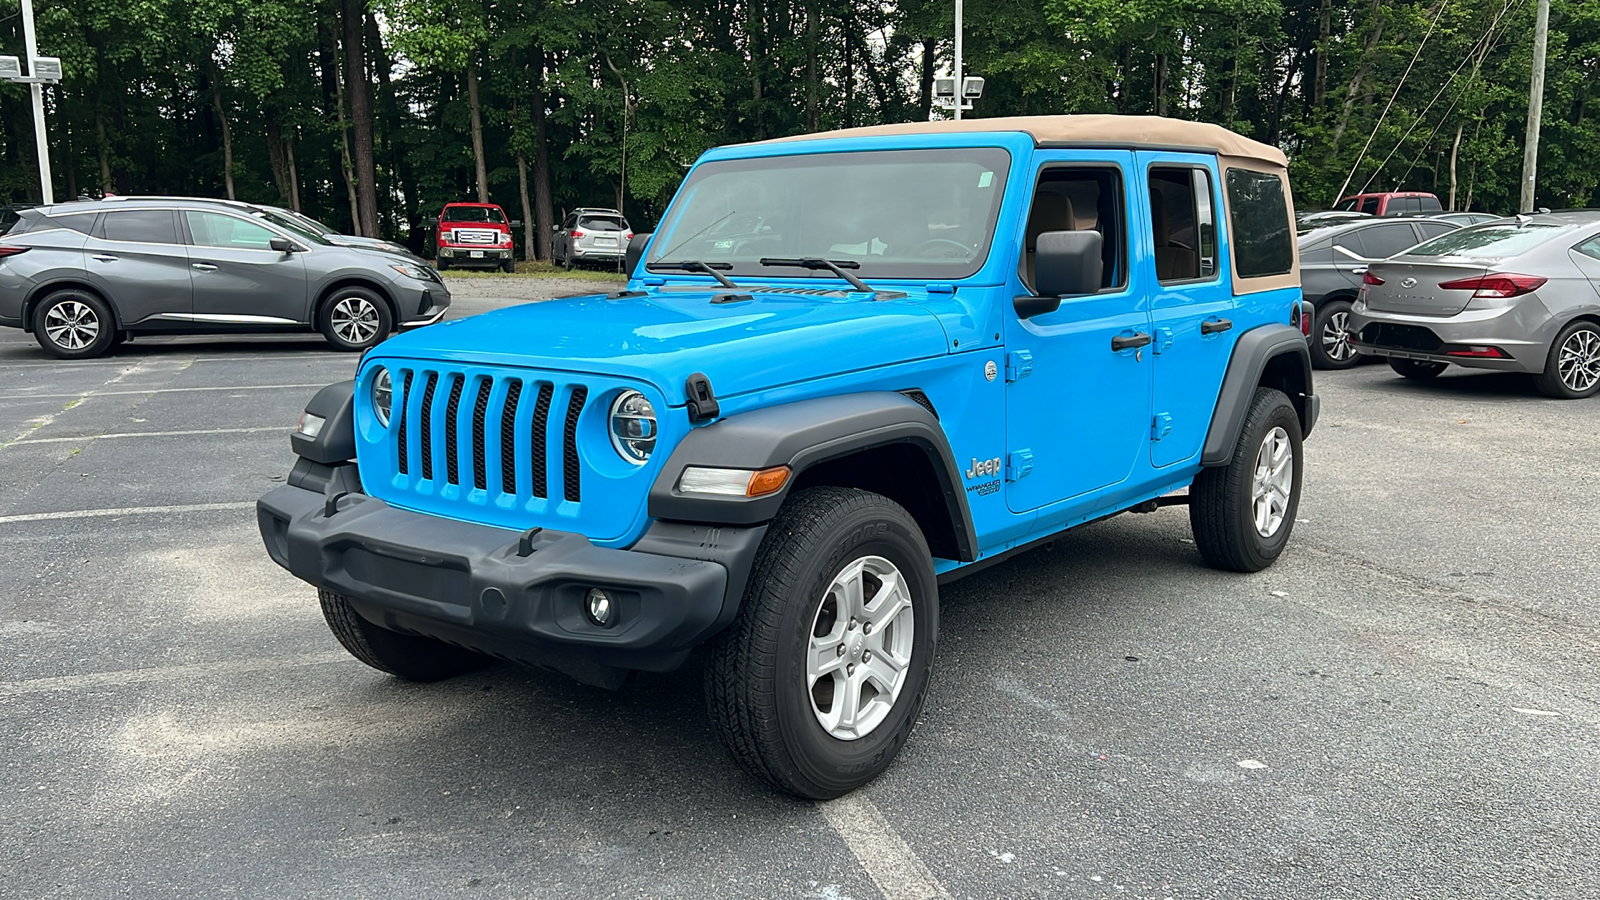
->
[1004,152,1154,514]
[181,210,310,324]
[1140,153,1238,468]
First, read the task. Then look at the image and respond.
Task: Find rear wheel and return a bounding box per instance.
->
[705,487,938,799]
[1190,387,1303,573]
[319,589,489,682]
[1388,357,1448,381]
[32,289,116,359]
[1311,300,1361,370]
[318,287,392,352]
[1533,320,1600,399]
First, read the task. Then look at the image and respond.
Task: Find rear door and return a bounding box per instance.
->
[83,209,193,324]
[182,210,310,324]
[1140,152,1235,469]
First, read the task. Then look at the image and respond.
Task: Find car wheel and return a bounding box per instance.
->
[318,287,393,352]
[501,259,515,274]
[437,258,450,271]
[1532,320,1600,399]
[1311,300,1361,370]
[319,589,488,682]
[32,289,116,360]
[1388,357,1448,380]
[1190,387,1303,573]
[705,486,938,799]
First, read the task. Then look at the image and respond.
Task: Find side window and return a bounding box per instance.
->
[1359,197,1381,215]
[1575,236,1600,262]
[1148,166,1217,283]
[1020,166,1127,294]
[1418,195,1443,212]
[1416,222,1456,240]
[1224,168,1293,278]
[1334,230,1366,258]
[1359,223,1421,259]
[185,211,278,250]
[100,210,180,244]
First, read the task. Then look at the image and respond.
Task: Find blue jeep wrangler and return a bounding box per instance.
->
[258,115,1317,799]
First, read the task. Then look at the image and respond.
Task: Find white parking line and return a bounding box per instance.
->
[0,501,256,525]
[9,426,283,446]
[11,383,326,400]
[0,353,341,370]
[820,794,953,900]
[0,652,348,697]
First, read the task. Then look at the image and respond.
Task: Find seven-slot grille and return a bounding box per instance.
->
[391,367,589,503]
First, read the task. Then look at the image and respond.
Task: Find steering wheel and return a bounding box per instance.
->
[911,238,975,259]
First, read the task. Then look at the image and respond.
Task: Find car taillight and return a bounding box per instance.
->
[1362,271,1385,285]
[571,229,586,238]
[0,245,29,258]
[1437,273,1547,299]
[624,232,634,240]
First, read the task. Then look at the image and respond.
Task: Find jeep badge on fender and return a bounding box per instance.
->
[257,115,1317,801]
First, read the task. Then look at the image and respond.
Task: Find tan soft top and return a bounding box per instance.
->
[766,114,1287,168]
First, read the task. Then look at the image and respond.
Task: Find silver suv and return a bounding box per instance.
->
[551,208,632,268]
[0,198,448,359]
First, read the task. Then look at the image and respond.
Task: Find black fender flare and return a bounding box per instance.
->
[649,391,978,562]
[1201,324,1319,466]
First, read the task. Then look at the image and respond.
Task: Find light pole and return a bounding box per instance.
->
[2,0,60,204]
[953,0,963,121]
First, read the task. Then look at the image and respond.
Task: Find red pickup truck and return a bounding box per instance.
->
[432,202,518,272]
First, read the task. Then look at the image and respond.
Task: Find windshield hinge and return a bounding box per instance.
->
[685,373,720,423]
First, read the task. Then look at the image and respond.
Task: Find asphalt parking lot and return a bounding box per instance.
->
[2,289,1597,899]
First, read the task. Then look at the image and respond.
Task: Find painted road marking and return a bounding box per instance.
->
[9,426,283,446]
[0,501,256,525]
[0,653,348,697]
[12,383,325,400]
[820,794,953,900]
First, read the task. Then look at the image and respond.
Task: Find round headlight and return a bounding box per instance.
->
[609,390,656,465]
[371,366,392,426]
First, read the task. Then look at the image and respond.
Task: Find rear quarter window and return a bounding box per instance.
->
[1225,169,1293,278]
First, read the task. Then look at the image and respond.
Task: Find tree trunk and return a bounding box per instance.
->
[317,0,343,223]
[208,57,236,200]
[1312,0,1333,110]
[1447,123,1463,210]
[517,152,534,262]
[336,76,361,231]
[343,0,379,236]
[266,112,291,204]
[286,135,302,212]
[95,106,112,193]
[531,48,555,261]
[1332,0,1387,150]
[918,38,936,121]
[1154,53,1169,117]
[807,6,819,130]
[843,8,854,128]
[1267,49,1302,146]
[748,0,765,139]
[1116,45,1132,113]
[467,62,489,203]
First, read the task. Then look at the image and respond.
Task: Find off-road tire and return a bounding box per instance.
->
[705,487,939,799]
[1532,319,1600,399]
[1311,299,1361,370]
[1388,357,1447,380]
[1190,387,1303,573]
[318,286,393,352]
[319,589,488,682]
[32,289,117,360]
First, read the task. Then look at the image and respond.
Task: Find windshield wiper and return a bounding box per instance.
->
[759,257,873,293]
[647,259,742,289]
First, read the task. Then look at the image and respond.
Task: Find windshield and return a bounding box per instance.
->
[648,147,1011,280]
[1405,221,1576,260]
[252,209,332,245]
[442,206,506,224]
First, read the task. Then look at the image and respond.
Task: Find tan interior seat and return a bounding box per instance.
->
[1023,192,1076,286]
[1152,195,1198,281]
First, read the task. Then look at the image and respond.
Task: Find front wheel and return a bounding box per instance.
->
[1532,320,1600,399]
[1388,357,1448,381]
[705,487,938,799]
[319,589,489,682]
[1190,387,1303,573]
[318,287,392,352]
[1311,300,1361,370]
[501,258,516,274]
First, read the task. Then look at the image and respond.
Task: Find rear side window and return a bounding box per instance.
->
[1575,236,1600,262]
[1149,167,1217,283]
[1407,222,1578,259]
[1225,169,1293,278]
[1416,221,1456,240]
[101,210,180,244]
[1357,223,1423,259]
[1417,196,1443,212]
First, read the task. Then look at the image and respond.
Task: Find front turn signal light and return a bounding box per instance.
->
[679,465,791,498]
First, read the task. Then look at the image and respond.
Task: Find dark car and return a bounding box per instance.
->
[1298,217,1460,368]
[1427,211,1502,227]
[0,198,449,359]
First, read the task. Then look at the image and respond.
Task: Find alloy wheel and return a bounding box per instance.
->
[43,300,100,351]
[1557,327,1600,393]
[1321,310,1356,362]
[806,555,916,741]
[330,296,380,345]
[1251,426,1294,538]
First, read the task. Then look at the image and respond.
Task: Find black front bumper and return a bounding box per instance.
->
[258,482,765,686]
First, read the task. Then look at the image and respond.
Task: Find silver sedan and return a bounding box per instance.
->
[1348,211,1600,398]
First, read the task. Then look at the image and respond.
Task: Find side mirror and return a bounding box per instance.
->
[270,237,297,253]
[423,216,439,227]
[624,232,653,276]
[1017,230,1103,318]
[510,219,523,228]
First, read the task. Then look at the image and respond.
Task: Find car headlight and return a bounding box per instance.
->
[371,366,392,426]
[390,263,432,281]
[609,390,656,465]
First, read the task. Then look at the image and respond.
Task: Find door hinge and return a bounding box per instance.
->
[1006,449,1034,481]
[1153,326,1175,355]
[1005,349,1034,382]
[1151,412,1173,441]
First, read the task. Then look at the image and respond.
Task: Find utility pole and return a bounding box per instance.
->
[21,0,55,204]
[953,0,963,121]
[1519,0,1550,213]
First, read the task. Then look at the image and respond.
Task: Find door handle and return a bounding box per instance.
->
[1111,331,1152,352]
[92,254,118,263]
[1200,317,1233,335]
[191,263,218,272]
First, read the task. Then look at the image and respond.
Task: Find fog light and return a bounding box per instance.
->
[585,588,614,626]
[297,411,325,438]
